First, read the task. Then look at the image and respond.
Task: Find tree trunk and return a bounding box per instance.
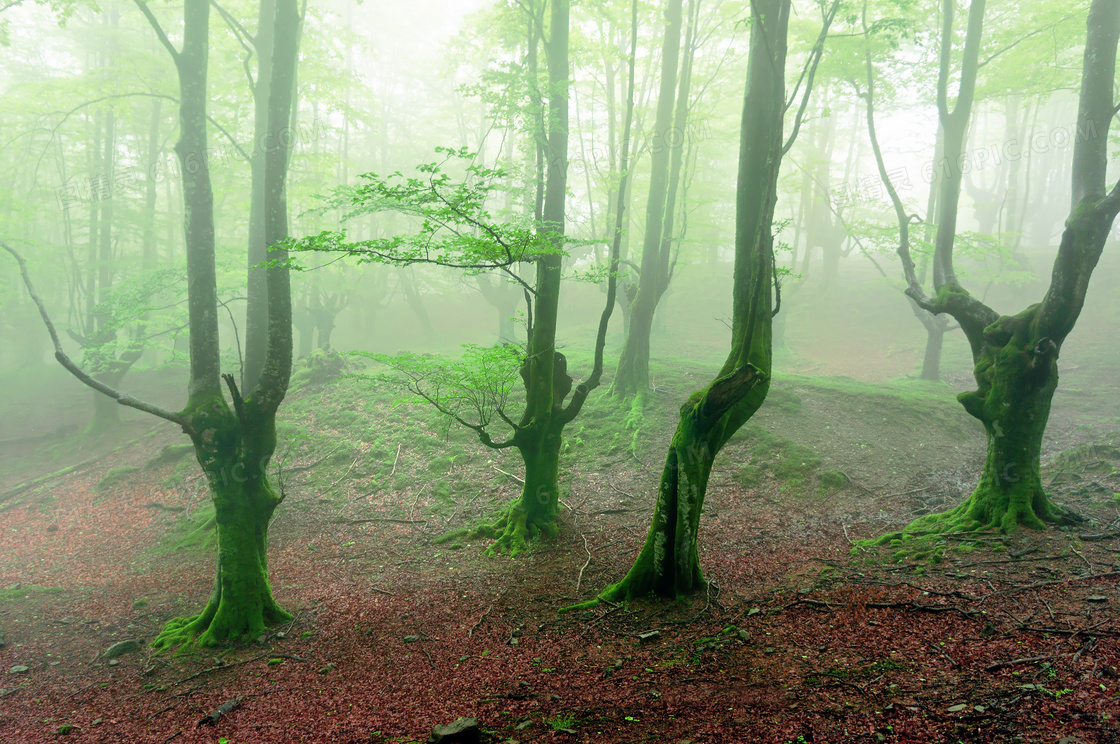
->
[877,0,1120,540]
[457,0,570,556]
[154,397,292,648]
[589,0,787,602]
[918,321,944,381]
[244,0,277,394]
[612,0,685,400]
[145,0,298,647]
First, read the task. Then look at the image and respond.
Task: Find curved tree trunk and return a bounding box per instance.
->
[875,0,1120,539]
[591,0,788,602]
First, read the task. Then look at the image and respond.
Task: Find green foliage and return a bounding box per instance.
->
[290,147,565,272]
[358,343,525,445]
[545,713,578,732]
[75,268,185,376]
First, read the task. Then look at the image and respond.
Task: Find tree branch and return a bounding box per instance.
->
[132,0,181,63]
[781,0,841,155]
[210,0,257,94]
[2,241,188,431]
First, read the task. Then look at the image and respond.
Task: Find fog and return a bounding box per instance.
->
[1,0,1118,741]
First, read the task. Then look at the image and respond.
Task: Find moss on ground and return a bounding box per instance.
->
[97,466,140,492]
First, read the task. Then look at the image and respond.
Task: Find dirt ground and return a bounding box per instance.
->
[1,344,1118,744]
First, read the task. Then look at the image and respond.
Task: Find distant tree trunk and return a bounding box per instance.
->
[89,102,120,434]
[590,0,787,601]
[476,272,520,343]
[612,0,685,400]
[294,289,314,357]
[399,268,434,341]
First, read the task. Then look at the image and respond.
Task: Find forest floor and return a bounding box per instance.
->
[0,353,1118,744]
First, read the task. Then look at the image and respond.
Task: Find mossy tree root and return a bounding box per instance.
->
[866,306,1082,550]
[436,499,560,557]
[154,390,292,651]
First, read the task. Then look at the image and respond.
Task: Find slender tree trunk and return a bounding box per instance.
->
[918,319,944,381]
[612,0,684,400]
[591,0,787,602]
[460,0,571,556]
[89,104,121,434]
[244,0,276,393]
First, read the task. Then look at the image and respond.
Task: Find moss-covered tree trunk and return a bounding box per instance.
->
[895,305,1077,537]
[586,0,788,603]
[157,396,292,647]
[137,0,299,645]
[470,414,565,555]
[498,0,568,550]
[871,0,1120,540]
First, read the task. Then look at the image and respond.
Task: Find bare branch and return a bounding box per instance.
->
[977,14,1075,70]
[210,0,257,94]
[2,241,188,431]
[782,0,842,155]
[132,0,180,63]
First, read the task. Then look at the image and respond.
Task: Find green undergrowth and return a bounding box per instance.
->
[730,423,846,497]
[96,466,140,493]
[0,584,67,601]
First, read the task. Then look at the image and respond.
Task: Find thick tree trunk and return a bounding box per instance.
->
[873,0,1120,546]
[467,417,564,555]
[889,305,1076,537]
[601,413,717,599]
[155,421,291,647]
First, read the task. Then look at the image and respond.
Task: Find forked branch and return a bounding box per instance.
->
[2,241,188,431]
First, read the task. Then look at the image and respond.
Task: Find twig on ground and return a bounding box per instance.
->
[468,603,493,638]
[389,443,402,478]
[843,524,867,552]
[576,533,592,593]
[985,654,1057,672]
[284,445,345,475]
[169,653,269,687]
[445,490,483,526]
[493,467,524,485]
[324,457,359,496]
[607,483,633,499]
[997,570,1120,597]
